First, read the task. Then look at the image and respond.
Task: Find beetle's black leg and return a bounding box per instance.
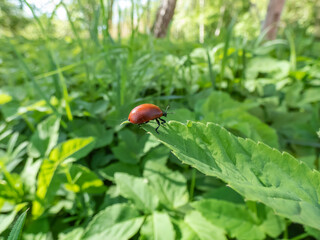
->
[155,118,161,134]
[159,118,166,125]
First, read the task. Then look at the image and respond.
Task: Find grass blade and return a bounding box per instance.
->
[285,29,296,71]
[62,2,91,84]
[22,0,62,98]
[220,20,234,91]
[23,0,73,120]
[8,209,28,240]
[206,49,215,89]
[6,38,60,117]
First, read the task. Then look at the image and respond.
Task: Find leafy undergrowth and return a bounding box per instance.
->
[1,12,320,239]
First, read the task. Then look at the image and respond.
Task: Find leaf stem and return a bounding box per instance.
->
[283,220,289,239]
[189,168,196,201]
[290,233,309,240]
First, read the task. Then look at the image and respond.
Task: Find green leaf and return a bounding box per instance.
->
[32,137,95,217]
[111,129,159,164]
[142,145,171,165]
[0,180,16,201]
[8,209,28,240]
[68,119,113,148]
[111,143,139,164]
[90,150,113,169]
[32,159,63,217]
[82,203,144,240]
[293,145,317,169]
[304,226,320,239]
[27,116,60,158]
[246,57,290,79]
[193,199,283,240]
[202,186,244,204]
[58,228,84,240]
[300,88,320,105]
[65,164,106,194]
[140,212,175,240]
[258,204,286,238]
[49,137,95,163]
[143,161,189,209]
[284,81,303,108]
[99,162,140,181]
[20,158,42,196]
[200,91,279,148]
[0,101,20,122]
[114,173,158,212]
[177,220,198,240]
[22,217,49,240]
[184,211,226,240]
[142,121,320,230]
[0,169,24,201]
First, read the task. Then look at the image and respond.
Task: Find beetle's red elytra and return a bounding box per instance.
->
[128,104,167,133]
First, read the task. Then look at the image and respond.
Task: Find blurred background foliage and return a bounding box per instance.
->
[1,0,320,40]
[1,0,320,239]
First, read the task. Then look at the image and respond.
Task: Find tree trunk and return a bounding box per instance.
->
[152,0,177,38]
[262,0,286,40]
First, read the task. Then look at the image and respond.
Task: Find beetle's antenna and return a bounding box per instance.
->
[163,105,174,116]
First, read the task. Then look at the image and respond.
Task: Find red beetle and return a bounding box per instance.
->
[128,104,168,133]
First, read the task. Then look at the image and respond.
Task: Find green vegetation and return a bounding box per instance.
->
[1,0,320,239]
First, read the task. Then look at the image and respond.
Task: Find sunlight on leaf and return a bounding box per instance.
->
[0,93,12,105]
[32,137,95,218]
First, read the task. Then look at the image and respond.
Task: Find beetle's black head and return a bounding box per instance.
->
[162,105,170,117]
